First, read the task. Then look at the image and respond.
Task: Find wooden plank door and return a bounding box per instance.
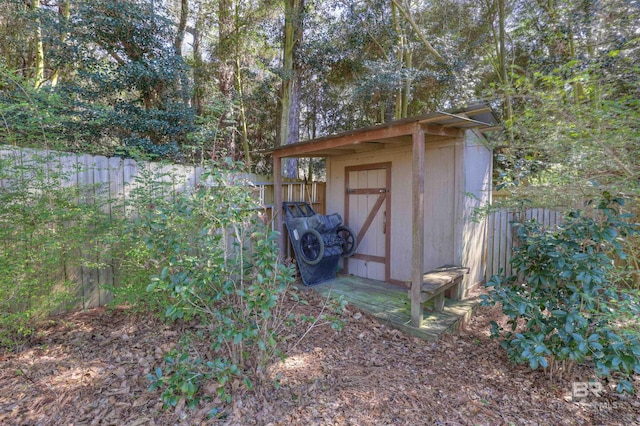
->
[345,162,391,282]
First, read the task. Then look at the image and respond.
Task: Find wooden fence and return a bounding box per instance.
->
[0,147,325,221]
[486,208,563,279]
[0,146,325,310]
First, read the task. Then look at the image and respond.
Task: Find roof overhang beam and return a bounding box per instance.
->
[271,122,462,159]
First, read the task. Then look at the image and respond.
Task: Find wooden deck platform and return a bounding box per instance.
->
[307,275,478,340]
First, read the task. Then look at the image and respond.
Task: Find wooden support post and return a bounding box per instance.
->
[273,155,284,259]
[434,292,445,312]
[453,137,465,295]
[411,125,425,327]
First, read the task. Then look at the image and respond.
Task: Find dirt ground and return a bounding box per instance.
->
[1,288,639,426]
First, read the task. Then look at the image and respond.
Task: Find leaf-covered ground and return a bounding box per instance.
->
[1,288,639,425]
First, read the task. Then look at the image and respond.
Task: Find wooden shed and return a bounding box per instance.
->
[271,104,498,327]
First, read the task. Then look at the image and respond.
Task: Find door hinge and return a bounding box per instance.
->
[383,211,386,234]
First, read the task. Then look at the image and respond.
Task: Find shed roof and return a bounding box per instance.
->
[270,103,499,158]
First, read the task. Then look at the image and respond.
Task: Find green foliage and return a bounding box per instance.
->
[61,1,195,158]
[496,62,640,202]
[0,65,73,148]
[482,196,640,392]
[100,220,171,315]
[147,340,211,409]
[0,1,196,159]
[0,150,110,350]
[121,160,297,407]
[492,1,640,210]
[0,150,336,408]
[102,162,193,313]
[183,101,227,163]
[487,0,640,295]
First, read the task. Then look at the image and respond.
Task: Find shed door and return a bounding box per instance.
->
[345,162,391,282]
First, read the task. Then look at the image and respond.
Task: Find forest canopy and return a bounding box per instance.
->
[0,0,638,206]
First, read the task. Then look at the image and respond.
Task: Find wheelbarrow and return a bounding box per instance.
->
[282,201,357,285]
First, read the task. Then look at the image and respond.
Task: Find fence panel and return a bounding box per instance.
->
[1,146,326,311]
[486,208,562,280]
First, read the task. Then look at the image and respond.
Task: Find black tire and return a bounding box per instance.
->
[336,225,357,257]
[299,229,325,265]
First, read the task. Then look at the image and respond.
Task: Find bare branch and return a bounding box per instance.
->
[390,0,446,64]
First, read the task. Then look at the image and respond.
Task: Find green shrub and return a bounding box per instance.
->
[148,337,211,409]
[481,195,640,392]
[132,160,297,407]
[99,164,174,314]
[0,151,335,408]
[0,151,110,350]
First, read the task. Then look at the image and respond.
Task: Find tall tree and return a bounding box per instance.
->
[0,1,35,77]
[493,0,640,208]
[51,0,194,157]
[190,0,206,117]
[234,0,251,167]
[497,0,512,130]
[30,0,45,88]
[49,0,70,88]
[278,0,304,178]
[174,0,188,55]
[390,0,445,64]
[217,0,238,160]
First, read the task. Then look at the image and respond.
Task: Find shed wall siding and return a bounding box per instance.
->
[461,130,492,290]
[326,139,464,283]
[423,144,457,276]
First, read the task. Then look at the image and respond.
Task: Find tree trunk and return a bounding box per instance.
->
[174,0,188,56]
[31,0,44,88]
[390,0,445,64]
[173,0,190,104]
[50,0,70,88]
[279,0,304,179]
[218,0,237,160]
[235,0,250,168]
[498,0,513,136]
[401,47,412,118]
[392,1,402,119]
[236,62,250,167]
[192,0,204,116]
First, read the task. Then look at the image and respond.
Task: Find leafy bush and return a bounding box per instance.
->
[125,160,297,407]
[99,164,176,314]
[0,150,110,349]
[482,196,640,392]
[0,66,76,148]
